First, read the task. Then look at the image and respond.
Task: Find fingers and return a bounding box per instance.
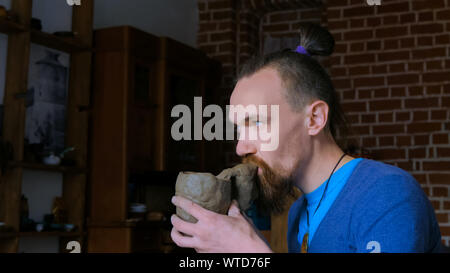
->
[171,196,212,220]
[228,199,242,217]
[170,214,197,236]
[171,227,197,248]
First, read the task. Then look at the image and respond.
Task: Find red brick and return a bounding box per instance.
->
[342,102,367,112]
[379,135,394,146]
[400,37,415,48]
[389,63,405,73]
[367,17,381,27]
[430,174,450,184]
[343,6,375,17]
[426,61,443,70]
[412,111,429,121]
[354,76,384,87]
[372,64,387,73]
[374,88,388,98]
[347,18,362,28]
[417,36,433,46]
[372,148,406,160]
[432,186,449,197]
[387,74,419,85]
[331,67,347,77]
[333,78,351,89]
[412,0,445,11]
[424,72,450,82]
[375,26,407,38]
[367,41,381,50]
[358,89,372,99]
[345,54,375,64]
[415,135,430,145]
[327,9,341,19]
[409,86,424,96]
[405,98,439,109]
[384,39,399,50]
[344,30,373,40]
[378,113,394,121]
[418,11,434,21]
[350,42,364,51]
[396,135,411,146]
[391,87,406,97]
[328,0,349,7]
[411,23,444,34]
[436,34,450,45]
[378,51,410,62]
[361,114,376,123]
[437,148,450,157]
[369,100,401,111]
[210,31,234,42]
[437,10,450,20]
[412,47,446,59]
[262,24,290,32]
[436,213,449,223]
[351,125,370,135]
[407,122,441,133]
[301,10,323,20]
[434,134,449,144]
[270,12,297,23]
[328,20,348,30]
[378,2,410,14]
[424,162,450,171]
[410,147,427,158]
[373,124,405,134]
[431,110,446,120]
[363,137,376,147]
[400,13,416,24]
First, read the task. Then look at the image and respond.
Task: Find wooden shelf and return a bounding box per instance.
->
[0,17,26,34]
[1,231,84,239]
[19,231,83,238]
[9,161,87,174]
[30,29,91,53]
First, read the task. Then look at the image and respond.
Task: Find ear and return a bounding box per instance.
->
[305,100,329,136]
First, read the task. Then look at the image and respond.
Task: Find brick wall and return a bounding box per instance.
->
[197,0,450,246]
[327,0,450,246]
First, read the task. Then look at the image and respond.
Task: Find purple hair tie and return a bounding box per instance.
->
[295,45,310,56]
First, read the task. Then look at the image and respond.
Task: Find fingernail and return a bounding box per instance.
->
[171,196,177,204]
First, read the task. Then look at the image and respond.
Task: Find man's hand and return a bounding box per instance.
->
[170,196,273,253]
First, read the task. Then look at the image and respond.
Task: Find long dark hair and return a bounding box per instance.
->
[237,23,349,149]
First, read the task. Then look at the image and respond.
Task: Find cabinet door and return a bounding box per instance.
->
[128,60,158,172]
[167,71,205,172]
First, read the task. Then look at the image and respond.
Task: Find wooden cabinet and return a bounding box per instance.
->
[88,26,221,252]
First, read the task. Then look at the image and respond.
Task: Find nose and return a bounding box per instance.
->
[236,139,257,157]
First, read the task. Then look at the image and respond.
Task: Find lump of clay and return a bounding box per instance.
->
[217,163,258,211]
[175,172,231,223]
[175,163,258,223]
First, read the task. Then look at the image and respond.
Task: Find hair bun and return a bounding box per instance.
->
[297,22,335,57]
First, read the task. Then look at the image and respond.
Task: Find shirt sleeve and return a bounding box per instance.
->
[352,174,441,253]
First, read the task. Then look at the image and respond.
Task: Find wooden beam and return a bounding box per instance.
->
[0,0,32,253]
[63,0,94,241]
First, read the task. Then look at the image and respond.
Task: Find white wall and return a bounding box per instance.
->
[0,0,199,253]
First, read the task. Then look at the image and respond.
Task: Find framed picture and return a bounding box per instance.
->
[25,44,70,156]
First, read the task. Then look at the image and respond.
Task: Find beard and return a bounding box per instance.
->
[242,155,296,216]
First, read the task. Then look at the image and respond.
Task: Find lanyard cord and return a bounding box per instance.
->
[306,153,347,227]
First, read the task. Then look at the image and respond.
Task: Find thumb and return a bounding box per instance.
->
[227,200,241,217]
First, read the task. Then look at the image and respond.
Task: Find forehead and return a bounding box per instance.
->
[230,67,286,108]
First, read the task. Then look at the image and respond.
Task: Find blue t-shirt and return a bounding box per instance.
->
[297,158,363,247]
[288,159,443,253]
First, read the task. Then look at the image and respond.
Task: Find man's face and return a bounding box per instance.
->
[230,67,310,213]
